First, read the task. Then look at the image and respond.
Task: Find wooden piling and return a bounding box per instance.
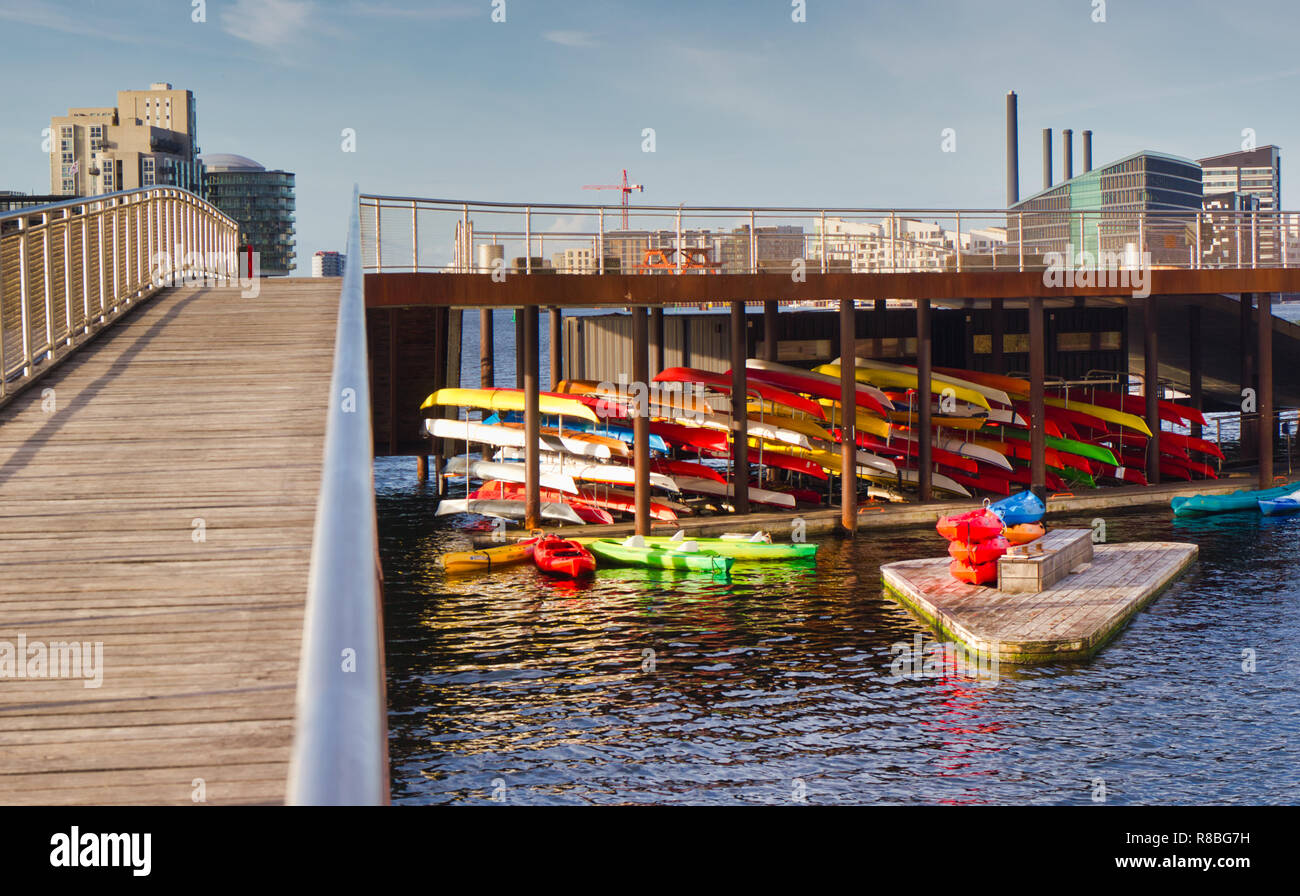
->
[730,300,750,515]
[1144,295,1161,485]
[916,298,933,502]
[840,297,856,533]
[523,306,540,529]
[1259,291,1274,488]
[632,306,651,535]
[1029,295,1046,495]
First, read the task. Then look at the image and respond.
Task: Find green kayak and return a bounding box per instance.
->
[1172,481,1300,518]
[587,539,734,575]
[577,534,816,562]
[998,428,1119,466]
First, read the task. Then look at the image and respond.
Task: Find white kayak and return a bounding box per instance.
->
[673,477,797,509]
[745,359,895,411]
[831,356,1015,408]
[434,498,585,526]
[488,451,680,492]
[428,418,612,460]
[693,418,812,450]
[441,457,579,495]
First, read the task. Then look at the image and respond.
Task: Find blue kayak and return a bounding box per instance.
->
[988,490,1046,526]
[1172,481,1300,517]
[486,413,669,453]
[1260,490,1300,516]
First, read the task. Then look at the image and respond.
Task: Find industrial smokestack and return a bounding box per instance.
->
[1063,129,1074,181]
[1006,91,1019,206]
[1083,130,1093,172]
[1042,128,1053,190]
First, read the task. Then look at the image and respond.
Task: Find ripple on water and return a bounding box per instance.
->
[379,461,1300,804]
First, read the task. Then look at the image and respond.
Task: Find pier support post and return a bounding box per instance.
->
[990,298,1005,372]
[1259,291,1274,488]
[632,306,651,535]
[416,455,428,482]
[1188,304,1202,439]
[916,298,933,502]
[763,300,778,361]
[515,309,525,388]
[523,306,541,530]
[1241,294,1258,458]
[549,307,562,389]
[650,306,665,373]
[479,308,494,387]
[1029,295,1047,496]
[1144,295,1161,486]
[730,300,751,515]
[839,297,856,533]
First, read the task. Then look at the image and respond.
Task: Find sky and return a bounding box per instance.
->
[3,0,1300,274]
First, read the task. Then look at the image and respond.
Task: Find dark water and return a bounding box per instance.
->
[379,459,1300,805]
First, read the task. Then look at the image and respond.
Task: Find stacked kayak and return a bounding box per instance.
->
[1259,488,1300,516]
[987,490,1046,526]
[936,509,1007,585]
[1172,481,1300,518]
[587,535,734,576]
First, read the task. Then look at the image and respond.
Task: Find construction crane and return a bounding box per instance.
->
[582,169,644,230]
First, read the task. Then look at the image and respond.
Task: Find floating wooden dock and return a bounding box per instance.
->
[0,280,336,805]
[881,540,1198,663]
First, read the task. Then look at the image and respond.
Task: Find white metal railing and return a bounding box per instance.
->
[358,194,1300,278]
[0,187,239,403]
[287,188,389,806]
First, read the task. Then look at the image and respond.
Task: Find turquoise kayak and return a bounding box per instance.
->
[1172,481,1300,518]
[1259,488,1300,516]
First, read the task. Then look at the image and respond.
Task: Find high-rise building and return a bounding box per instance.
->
[200,154,296,276]
[312,251,345,277]
[49,83,201,197]
[1007,150,1203,264]
[1199,146,1281,211]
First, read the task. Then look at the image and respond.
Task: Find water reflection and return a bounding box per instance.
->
[380,459,1300,805]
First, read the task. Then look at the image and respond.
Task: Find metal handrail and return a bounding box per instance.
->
[287,187,389,806]
[0,186,239,404]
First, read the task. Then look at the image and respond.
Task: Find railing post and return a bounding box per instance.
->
[1018,211,1024,272]
[412,200,419,272]
[955,210,962,273]
[525,206,532,274]
[1196,211,1203,268]
[1252,212,1258,267]
[820,210,827,274]
[17,218,31,374]
[460,202,469,273]
[597,207,605,274]
[42,219,53,356]
[749,210,757,273]
[675,207,683,274]
[375,202,382,273]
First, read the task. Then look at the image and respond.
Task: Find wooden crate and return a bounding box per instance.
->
[998,528,1094,593]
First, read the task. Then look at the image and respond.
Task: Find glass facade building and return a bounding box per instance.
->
[201,154,296,276]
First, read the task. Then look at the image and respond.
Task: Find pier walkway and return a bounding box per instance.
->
[0,280,336,804]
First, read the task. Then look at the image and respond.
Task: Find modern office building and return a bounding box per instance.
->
[311,251,345,277]
[200,153,296,276]
[807,217,1008,272]
[49,83,201,197]
[1200,146,1281,211]
[718,225,805,274]
[1007,150,1203,264]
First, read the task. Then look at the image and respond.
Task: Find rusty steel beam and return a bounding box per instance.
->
[729,300,750,515]
[548,307,562,388]
[916,298,933,502]
[1259,291,1274,488]
[840,297,856,533]
[1144,295,1161,486]
[479,308,494,387]
[763,299,778,361]
[523,306,540,529]
[650,306,664,373]
[632,307,651,536]
[1029,296,1046,496]
[364,268,1300,309]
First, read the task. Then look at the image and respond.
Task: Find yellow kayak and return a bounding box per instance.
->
[814,364,991,412]
[813,401,892,439]
[1045,396,1154,437]
[422,388,599,424]
[555,379,717,417]
[744,404,840,443]
[886,411,988,431]
[438,541,534,574]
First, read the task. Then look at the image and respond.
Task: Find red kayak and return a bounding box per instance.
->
[950,558,998,585]
[651,459,726,483]
[740,365,889,416]
[1071,390,1207,428]
[655,367,827,420]
[936,509,1004,542]
[533,535,597,578]
[949,536,1011,565]
[477,480,678,522]
[470,482,615,525]
[650,421,728,453]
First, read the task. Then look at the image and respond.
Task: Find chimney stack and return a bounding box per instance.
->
[1006,91,1019,206]
[1063,129,1074,181]
[1083,130,1093,172]
[1042,128,1053,190]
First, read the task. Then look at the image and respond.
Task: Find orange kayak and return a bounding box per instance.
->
[948,536,1011,565]
[937,509,1004,543]
[950,558,998,585]
[1003,522,1046,545]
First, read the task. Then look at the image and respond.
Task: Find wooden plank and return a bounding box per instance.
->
[0,280,336,804]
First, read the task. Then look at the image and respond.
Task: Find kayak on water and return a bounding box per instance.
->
[577,530,817,561]
[988,490,1046,526]
[438,540,535,574]
[586,536,734,576]
[532,535,597,578]
[1172,481,1300,517]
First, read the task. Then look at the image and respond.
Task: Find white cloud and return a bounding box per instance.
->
[221,0,316,49]
[544,30,598,48]
[0,0,141,43]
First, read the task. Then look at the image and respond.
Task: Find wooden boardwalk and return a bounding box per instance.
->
[882,541,1199,663]
[0,280,337,805]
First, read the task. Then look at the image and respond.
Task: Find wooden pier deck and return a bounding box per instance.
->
[881,541,1199,663]
[0,280,336,805]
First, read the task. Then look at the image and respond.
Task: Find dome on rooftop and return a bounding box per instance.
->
[199,153,265,172]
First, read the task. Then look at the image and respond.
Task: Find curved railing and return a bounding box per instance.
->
[359,193,1300,277]
[0,187,240,405]
[286,188,389,805]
